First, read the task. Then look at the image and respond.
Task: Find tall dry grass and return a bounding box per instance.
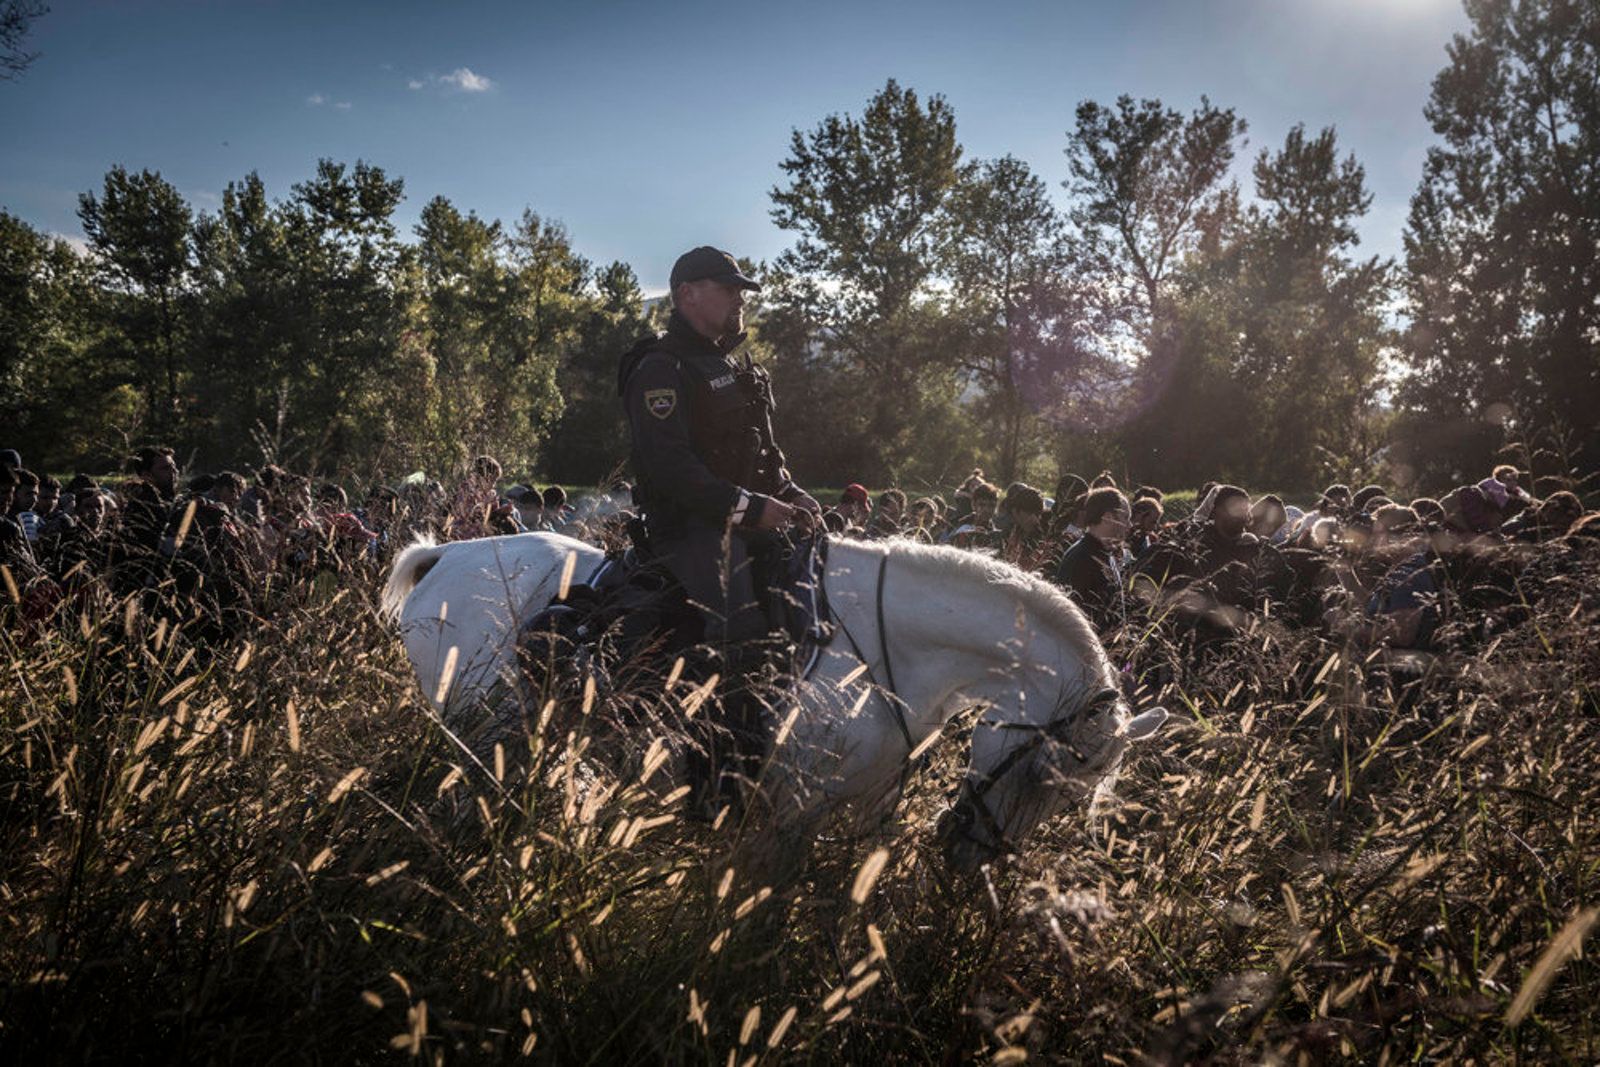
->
[2,537,1597,1063]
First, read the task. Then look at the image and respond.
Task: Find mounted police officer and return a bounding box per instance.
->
[621,246,820,642]
[619,245,821,811]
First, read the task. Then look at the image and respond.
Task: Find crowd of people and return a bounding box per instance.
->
[817,464,1596,654]
[0,447,595,640]
[2,442,1593,659]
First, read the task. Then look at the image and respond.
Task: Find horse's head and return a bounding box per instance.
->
[937,688,1167,873]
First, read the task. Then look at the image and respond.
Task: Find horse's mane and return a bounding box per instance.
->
[846,536,1113,679]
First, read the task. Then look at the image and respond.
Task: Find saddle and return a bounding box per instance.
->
[520,533,837,681]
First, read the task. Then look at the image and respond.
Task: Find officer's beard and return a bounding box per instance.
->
[722,307,744,339]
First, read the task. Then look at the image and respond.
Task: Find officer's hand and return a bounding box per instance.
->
[756,499,796,531]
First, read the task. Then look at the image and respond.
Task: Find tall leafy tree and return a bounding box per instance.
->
[1063,95,1247,336]
[543,260,650,485]
[1401,0,1600,475]
[1231,125,1392,488]
[1060,96,1247,483]
[0,211,127,467]
[943,155,1081,482]
[769,79,965,482]
[78,166,194,432]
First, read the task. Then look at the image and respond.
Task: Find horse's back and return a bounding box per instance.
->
[391,532,603,710]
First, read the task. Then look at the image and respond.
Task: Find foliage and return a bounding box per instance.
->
[7,0,1599,499]
[1400,0,1600,476]
[768,79,967,484]
[0,0,47,79]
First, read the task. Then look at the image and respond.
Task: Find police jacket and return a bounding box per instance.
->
[620,311,803,539]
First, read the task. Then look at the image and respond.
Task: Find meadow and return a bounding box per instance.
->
[2,533,1597,1064]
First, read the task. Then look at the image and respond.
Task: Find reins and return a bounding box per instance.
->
[947,684,1122,859]
[831,550,917,751]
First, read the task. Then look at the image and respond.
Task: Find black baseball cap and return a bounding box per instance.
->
[669,246,761,292]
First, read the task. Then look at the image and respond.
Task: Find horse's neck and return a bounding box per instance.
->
[826,540,1097,732]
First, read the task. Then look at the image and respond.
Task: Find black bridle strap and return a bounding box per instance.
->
[950,686,1122,858]
[833,552,916,752]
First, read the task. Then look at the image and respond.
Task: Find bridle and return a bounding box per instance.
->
[942,684,1121,860]
[827,544,1122,859]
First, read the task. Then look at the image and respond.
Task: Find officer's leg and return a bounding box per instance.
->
[658,525,770,815]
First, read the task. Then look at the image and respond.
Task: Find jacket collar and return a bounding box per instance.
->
[664,309,747,361]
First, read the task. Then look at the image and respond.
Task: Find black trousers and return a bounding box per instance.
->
[651,519,770,647]
[650,519,779,805]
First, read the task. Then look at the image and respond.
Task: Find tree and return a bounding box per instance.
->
[0,211,129,468]
[1401,0,1600,476]
[769,79,966,482]
[412,202,575,475]
[1111,123,1391,490]
[78,166,194,432]
[543,260,650,485]
[274,159,425,471]
[1232,125,1392,488]
[943,155,1078,483]
[1,0,48,80]
[1063,95,1247,335]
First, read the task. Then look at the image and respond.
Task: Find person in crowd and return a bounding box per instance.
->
[1248,494,1289,543]
[945,482,999,550]
[1193,485,1268,609]
[505,485,543,530]
[1409,497,1446,529]
[903,497,941,543]
[541,485,574,531]
[0,467,41,579]
[1054,487,1131,631]
[1350,485,1389,515]
[49,481,109,585]
[1127,495,1164,562]
[1502,490,1582,542]
[316,484,379,568]
[34,475,67,531]
[997,484,1047,570]
[9,469,42,544]
[834,484,870,533]
[1290,483,1352,545]
[1441,483,1504,537]
[112,446,179,596]
[866,488,906,540]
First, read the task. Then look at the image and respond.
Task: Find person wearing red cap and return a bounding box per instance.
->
[833,483,870,532]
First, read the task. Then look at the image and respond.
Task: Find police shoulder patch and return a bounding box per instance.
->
[644,388,677,420]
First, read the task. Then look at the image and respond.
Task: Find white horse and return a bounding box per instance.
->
[381,532,1165,869]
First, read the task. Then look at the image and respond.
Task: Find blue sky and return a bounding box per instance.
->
[2,0,1469,292]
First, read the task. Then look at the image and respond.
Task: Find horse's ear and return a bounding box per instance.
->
[1122,707,1168,741]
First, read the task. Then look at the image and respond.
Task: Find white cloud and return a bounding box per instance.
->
[335,101,352,110]
[439,67,493,92]
[48,232,94,258]
[407,78,425,90]
[306,93,326,106]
